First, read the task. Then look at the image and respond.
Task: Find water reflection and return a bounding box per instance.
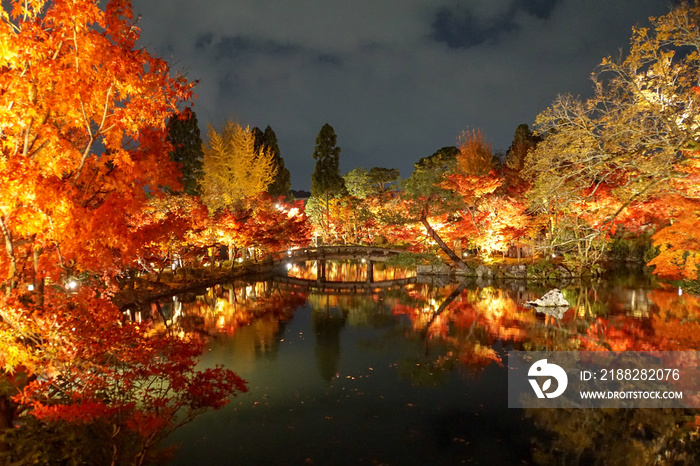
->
[525,406,700,465]
[312,300,347,381]
[288,260,415,282]
[159,269,700,464]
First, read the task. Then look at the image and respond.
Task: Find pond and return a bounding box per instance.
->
[160,263,700,465]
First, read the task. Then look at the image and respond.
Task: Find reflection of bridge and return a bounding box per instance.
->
[269,246,406,283]
[273,276,417,294]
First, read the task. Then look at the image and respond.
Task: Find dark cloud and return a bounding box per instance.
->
[210,35,300,61]
[195,33,214,49]
[132,0,673,190]
[217,72,244,96]
[431,0,562,48]
[431,7,517,48]
[518,0,560,19]
[315,53,343,66]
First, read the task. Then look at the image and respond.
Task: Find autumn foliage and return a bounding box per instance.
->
[0,1,246,462]
[2,0,698,459]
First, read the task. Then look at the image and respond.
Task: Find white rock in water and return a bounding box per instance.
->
[526,288,569,308]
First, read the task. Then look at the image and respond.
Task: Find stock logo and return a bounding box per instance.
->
[528,359,568,399]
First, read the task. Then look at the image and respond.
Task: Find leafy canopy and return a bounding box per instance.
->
[310,123,346,199]
[202,120,277,211]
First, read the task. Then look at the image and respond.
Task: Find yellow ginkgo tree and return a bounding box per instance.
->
[201,120,277,211]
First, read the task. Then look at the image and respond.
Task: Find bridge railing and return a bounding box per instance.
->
[267,245,406,263]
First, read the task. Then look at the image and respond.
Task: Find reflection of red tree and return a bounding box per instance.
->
[572,289,700,352]
[390,286,540,369]
[393,286,536,343]
[390,283,700,374]
[160,284,308,337]
[579,316,653,351]
[454,343,502,367]
[648,289,700,350]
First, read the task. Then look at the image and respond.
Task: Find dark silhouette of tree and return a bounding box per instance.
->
[254,125,292,199]
[313,306,347,382]
[311,123,346,199]
[166,108,204,196]
[309,124,347,236]
[502,123,539,196]
[368,167,400,195]
[504,124,539,173]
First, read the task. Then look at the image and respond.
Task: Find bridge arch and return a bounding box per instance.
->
[269,246,405,264]
[269,246,408,285]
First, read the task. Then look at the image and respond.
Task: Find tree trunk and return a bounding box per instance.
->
[423,281,466,354]
[229,245,237,269]
[0,394,17,452]
[420,214,473,274]
[32,246,44,306]
[0,217,17,294]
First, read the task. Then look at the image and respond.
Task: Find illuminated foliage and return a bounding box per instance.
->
[0,1,246,460]
[201,120,277,212]
[5,291,247,464]
[525,2,700,273]
[343,166,400,200]
[440,129,533,259]
[0,0,191,285]
[455,128,495,177]
[399,146,471,266]
[648,198,700,280]
[247,195,312,253]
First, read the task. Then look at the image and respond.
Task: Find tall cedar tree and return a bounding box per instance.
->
[502,124,539,196]
[311,123,347,199]
[253,125,292,199]
[505,124,538,172]
[166,107,204,196]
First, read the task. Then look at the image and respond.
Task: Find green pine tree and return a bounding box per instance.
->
[166,108,204,196]
[253,125,292,199]
[310,123,347,238]
[310,123,347,199]
[505,124,539,172]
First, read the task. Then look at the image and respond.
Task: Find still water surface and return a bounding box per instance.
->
[162,264,700,465]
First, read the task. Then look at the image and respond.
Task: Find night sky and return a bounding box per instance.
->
[132,0,675,190]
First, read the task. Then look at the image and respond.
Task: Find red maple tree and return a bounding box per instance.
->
[0,1,247,462]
